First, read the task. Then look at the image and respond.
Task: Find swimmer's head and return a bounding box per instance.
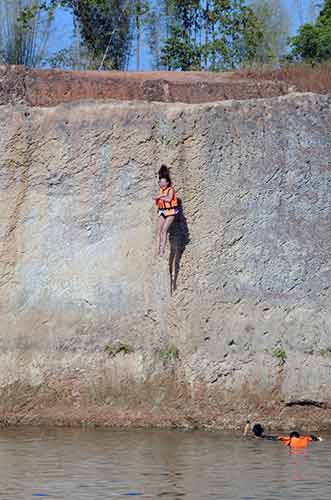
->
[252,423,264,437]
[290,431,300,438]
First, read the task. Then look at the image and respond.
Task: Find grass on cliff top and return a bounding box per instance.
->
[237,63,331,94]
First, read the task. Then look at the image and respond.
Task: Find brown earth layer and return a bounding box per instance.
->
[0,65,293,106]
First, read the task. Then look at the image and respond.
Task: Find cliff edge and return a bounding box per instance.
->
[0,65,293,106]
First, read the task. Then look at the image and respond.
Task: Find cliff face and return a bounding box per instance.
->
[0,67,330,429]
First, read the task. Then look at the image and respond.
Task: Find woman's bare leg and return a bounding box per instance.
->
[156,216,165,256]
[160,216,175,256]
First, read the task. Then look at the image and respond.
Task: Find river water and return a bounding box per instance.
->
[1,428,330,500]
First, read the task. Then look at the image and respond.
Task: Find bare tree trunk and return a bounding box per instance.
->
[136,2,141,71]
[204,0,209,69]
[0,0,53,66]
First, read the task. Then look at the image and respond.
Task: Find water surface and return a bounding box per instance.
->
[0,428,330,499]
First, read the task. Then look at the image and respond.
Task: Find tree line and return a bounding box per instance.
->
[0,0,330,71]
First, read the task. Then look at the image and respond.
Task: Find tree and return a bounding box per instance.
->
[22,0,133,70]
[160,0,263,71]
[160,0,202,70]
[207,0,264,70]
[251,0,290,63]
[131,0,149,71]
[145,5,162,70]
[220,0,264,69]
[290,0,331,62]
[161,25,202,70]
[68,0,132,70]
[315,0,331,60]
[0,0,53,66]
[47,27,90,70]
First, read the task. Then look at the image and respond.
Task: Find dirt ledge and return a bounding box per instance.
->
[0,65,293,107]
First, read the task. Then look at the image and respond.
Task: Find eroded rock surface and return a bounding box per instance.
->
[0,69,330,429]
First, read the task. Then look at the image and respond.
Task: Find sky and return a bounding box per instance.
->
[48,0,321,70]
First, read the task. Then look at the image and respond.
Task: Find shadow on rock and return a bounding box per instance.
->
[169,198,190,295]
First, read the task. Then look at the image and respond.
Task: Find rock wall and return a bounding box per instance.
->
[0,69,330,429]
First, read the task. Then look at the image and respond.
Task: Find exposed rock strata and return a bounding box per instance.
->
[0,69,330,429]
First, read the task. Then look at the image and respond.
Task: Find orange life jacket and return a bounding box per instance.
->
[278,436,312,448]
[156,186,178,216]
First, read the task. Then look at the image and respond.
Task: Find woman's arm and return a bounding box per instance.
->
[153,188,174,202]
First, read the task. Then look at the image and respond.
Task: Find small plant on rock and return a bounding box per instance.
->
[319,346,331,358]
[104,341,133,358]
[159,344,179,363]
[271,346,287,366]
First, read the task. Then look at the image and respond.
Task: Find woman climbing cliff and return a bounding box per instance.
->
[153,165,179,257]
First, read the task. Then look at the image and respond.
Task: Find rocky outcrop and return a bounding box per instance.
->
[0,67,330,430]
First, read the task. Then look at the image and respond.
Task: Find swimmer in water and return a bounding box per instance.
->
[249,423,322,446]
[278,431,322,448]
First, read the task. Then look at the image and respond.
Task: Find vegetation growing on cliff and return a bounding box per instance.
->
[104,341,134,357]
[159,344,179,364]
[270,346,287,366]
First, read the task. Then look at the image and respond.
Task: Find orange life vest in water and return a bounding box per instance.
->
[278,436,312,448]
[156,186,178,216]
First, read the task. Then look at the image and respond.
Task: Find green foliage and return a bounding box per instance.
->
[271,346,287,365]
[69,0,132,70]
[0,0,54,66]
[145,6,162,69]
[319,346,331,357]
[250,0,290,64]
[290,0,331,62]
[132,0,150,70]
[160,0,202,70]
[159,344,179,363]
[160,0,264,71]
[23,0,331,70]
[47,40,90,69]
[161,26,202,70]
[31,0,132,69]
[104,341,133,358]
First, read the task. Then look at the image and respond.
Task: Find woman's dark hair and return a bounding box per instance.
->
[158,164,171,186]
[290,431,300,438]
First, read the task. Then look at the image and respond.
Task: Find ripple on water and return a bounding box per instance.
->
[0,428,330,500]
